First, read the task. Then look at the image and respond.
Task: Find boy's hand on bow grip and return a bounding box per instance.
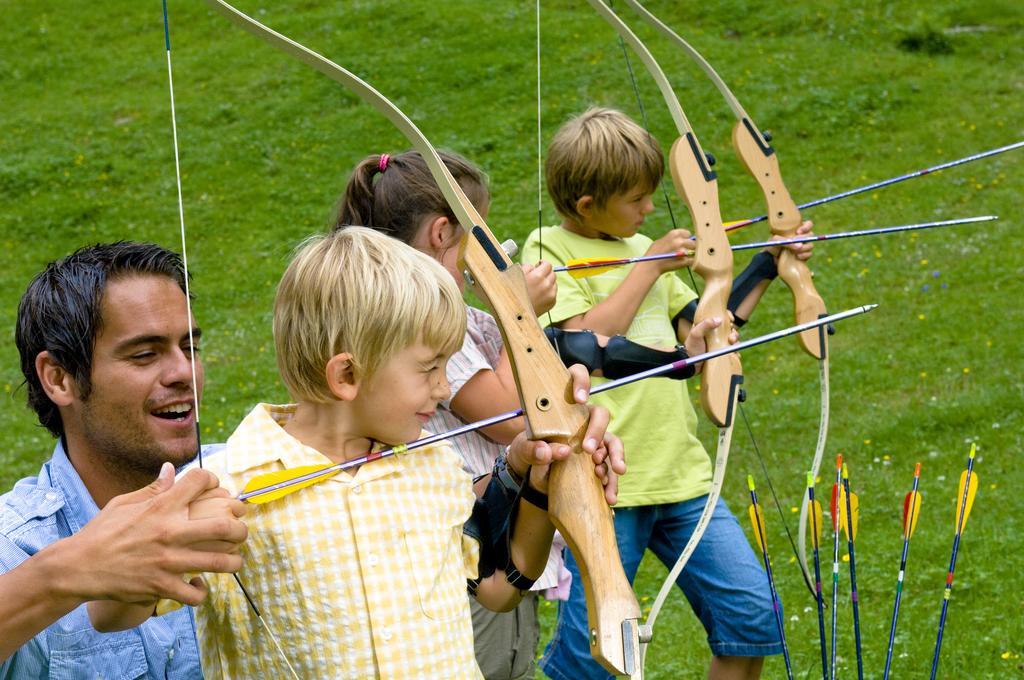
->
[683,316,739,373]
[506,364,625,505]
[765,220,815,262]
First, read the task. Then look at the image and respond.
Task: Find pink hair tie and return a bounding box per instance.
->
[378,154,391,172]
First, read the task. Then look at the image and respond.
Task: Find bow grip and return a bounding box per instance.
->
[458,229,641,675]
[667,135,743,427]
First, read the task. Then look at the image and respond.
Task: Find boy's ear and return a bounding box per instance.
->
[575,195,595,217]
[325,353,359,401]
[35,351,77,407]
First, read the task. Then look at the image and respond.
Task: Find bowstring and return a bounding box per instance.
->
[739,403,803,570]
[162,0,203,470]
[160,3,298,675]
[536,0,563,357]
[612,15,700,296]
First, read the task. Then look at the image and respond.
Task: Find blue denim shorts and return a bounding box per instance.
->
[541,496,782,680]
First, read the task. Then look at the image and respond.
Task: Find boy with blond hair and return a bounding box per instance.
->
[90,227,623,679]
[525,107,814,680]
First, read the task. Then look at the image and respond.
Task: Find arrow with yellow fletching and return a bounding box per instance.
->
[884,463,923,679]
[930,444,979,679]
[828,455,843,678]
[806,472,829,680]
[841,463,865,680]
[747,475,794,680]
[832,469,860,541]
[237,305,876,505]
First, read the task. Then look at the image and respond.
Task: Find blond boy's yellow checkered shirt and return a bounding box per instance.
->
[196,403,482,678]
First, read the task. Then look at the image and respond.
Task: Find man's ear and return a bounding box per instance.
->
[574,195,595,218]
[35,351,77,407]
[325,353,359,401]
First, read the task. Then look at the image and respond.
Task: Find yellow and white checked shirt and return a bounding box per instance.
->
[196,403,483,679]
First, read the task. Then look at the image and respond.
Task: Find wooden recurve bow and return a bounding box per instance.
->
[584,0,743,668]
[203,1,642,674]
[619,0,831,597]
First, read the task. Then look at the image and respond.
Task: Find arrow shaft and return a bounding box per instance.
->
[884,470,921,679]
[809,484,830,680]
[240,304,876,502]
[731,216,997,251]
[553,216,995,274]
[930,450,977,679]
[843,473,865,680]
[829,461,842,679]
[726,141,1024,231]
[749,484,794,680]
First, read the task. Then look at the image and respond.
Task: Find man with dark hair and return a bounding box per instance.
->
[0,242,246,677]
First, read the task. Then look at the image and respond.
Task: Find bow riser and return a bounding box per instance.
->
[731,119,828,358]
[667,137,742,427]
[460,231,642,676]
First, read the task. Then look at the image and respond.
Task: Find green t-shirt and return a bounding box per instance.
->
[523,226,712,507]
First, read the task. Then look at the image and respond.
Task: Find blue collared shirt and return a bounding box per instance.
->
[0,442,220,679]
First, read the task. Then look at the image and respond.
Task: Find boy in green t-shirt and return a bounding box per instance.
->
[524,107,815,680]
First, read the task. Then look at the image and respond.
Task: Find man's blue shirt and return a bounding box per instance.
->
[0,442,220,679]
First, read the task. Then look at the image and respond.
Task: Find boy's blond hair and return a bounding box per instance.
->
[546,107,664,221]
[274,227,466,402]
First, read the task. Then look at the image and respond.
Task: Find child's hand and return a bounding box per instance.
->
[523,261,557,316]
[507,365,626,505]
[645,229,695,273]
[765,220,815,262]
[683,316,739,372]
[187,485,248,555]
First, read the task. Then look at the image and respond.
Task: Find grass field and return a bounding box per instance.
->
[1,0,1022,677]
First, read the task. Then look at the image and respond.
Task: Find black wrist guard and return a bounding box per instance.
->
[466,454,523,594]
[728,250,778,320]
[519,465,548,511]
[602,335,695,381]
[545,327,603,373]
[501,466,545,591]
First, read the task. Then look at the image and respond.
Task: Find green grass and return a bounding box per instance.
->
[1,0,1022,677]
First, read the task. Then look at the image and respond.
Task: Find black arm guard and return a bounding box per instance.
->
[672,251,777,329]
[544,327,603,373]
[602,335,695,381]
[465,458,521,596]
[727,251,778,326]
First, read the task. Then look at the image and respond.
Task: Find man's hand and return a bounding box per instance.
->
[506,364,626,505]
[59,463,248,607]
[188,484,248,554]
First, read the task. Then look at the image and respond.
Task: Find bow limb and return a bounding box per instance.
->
[585,0,742,667]
[585,0,741,427]
[621,0,828,356]
[620,0,833,598]
[203,1,641,675]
